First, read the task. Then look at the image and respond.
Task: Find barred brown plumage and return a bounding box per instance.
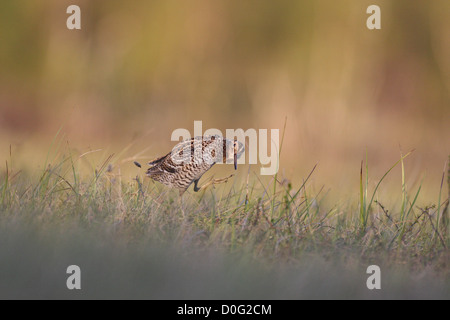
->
[145,135,245,195]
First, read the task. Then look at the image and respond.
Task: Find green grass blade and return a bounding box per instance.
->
[359,160,364,227]
[271,117,287,219]
[366,150,414,218]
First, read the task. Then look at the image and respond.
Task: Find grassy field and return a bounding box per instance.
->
[0,140,448,299]
[1,1,449,300]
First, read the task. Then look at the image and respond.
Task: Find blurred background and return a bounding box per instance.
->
[0,0,449,200]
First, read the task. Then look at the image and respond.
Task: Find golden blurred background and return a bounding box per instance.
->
[0,0,449,200]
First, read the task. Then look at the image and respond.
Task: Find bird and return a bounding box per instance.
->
[139,135,245,195]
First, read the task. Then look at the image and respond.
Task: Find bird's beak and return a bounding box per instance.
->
[233,138,238,170]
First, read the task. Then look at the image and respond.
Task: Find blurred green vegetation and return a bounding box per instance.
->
[0,0,449,197]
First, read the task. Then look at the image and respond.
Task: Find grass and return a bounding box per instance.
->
[0,141,449,299]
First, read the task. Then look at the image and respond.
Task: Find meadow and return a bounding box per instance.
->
[0,137,448,299]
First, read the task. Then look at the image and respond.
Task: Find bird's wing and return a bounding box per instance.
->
[148,155,167,166]
[146,153,177,175]
[146,136,223,182]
